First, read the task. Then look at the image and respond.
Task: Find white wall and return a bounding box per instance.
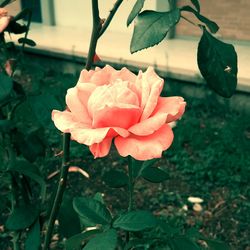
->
[53,0,157,34]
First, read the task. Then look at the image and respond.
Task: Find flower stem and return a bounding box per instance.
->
[128,156,134,212]
[85,0,101,70]
[43,0,123,248]
[98,0,123,38]
[126,156,134,242]
[43,133,70,250]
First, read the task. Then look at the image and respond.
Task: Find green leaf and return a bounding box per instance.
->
[205,239,230,250]
[131,159,157,179]
[130,9,180,53]
[171,237,200,250]
[124,239,153,250]
[127,0,145,26]
[190,0,200,12]
[0,120,14,133]
[13,80,26,95]
[9,160,46,200]
[113,210,157,231]
[93,192,104,204]
[13,129,45,162]
[65,228,101,250]
[130,158,143,179]
[84,229,117,250]
[13,8,31,21]
[102,170,128,188]
[157,220,180,237]
[181,6,219,33]
[58,194,81,238]
[197,27,238,98]
[0,73,13,103]
[73,197,112,226]
[6,21,28,34]
[0,0,13,7]
[141,166,169,183]
[18,37,36,47]
[5,203,39,230]
[28,94,62,127]
[25,219,40,250]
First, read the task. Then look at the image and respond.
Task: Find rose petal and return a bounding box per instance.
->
[52,110,84,133]
[129,96,186,136]
[139,67,164,121]
[78,69,95,82]
[111,67,137,84]
[89,137,113,158]
[0,16,11,33]
[129,113,167,136]
[90,65,117,85]
[66,87,92,124]
[152,96,186,123]
[93,106,141,129]
[0,8,8,17]
[76,82,96,113]
[71,126,129,146]
[115,124,174,160]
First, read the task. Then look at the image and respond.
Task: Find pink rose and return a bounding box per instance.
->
[0,8,11,33]
[52,65,186,160]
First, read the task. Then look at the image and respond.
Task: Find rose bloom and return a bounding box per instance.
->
[0,8,11,33]
[52,65,186,161]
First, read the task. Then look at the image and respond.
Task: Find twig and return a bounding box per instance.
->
[85,0,101,70]
[98,0,123,38]
[181,15,199,27]
[42,133,70,250]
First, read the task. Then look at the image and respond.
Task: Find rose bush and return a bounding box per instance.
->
[52,65,186,160]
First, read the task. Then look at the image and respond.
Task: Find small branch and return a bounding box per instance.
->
[126,156,134,242]
[128,156,134,212]
[43,0,124,248]
[42,133,70,250]
[85,0,101,70]
[98,0,123,38]
[181,15,199,27]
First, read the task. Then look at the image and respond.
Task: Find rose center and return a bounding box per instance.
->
[87,80,141,129]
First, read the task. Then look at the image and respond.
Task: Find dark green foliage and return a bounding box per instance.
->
[0,0,13,7]
[130,9,180,53]
[5,203,39,230]
[113,210,157,231]
[83,229,117,250]
[9,160,46,199]
[197,27,238,97]
[190,0,200,12]
[170,237,200,250]
[0,120,13,132]
[5,21,28,34]
[141,166,169,183]
[28,94,62,127]
[18,38,36,47]
[73,197,112,226]
[25,219,40,250]
[58,194,81,238]
[65,228,102,250]
[181,5,219,33]
[0,73,13,103]
[204,239,230,250]
[13,129,46,162]
[13,8,31,21]
[102,169,128,188]
[127,0,145,26]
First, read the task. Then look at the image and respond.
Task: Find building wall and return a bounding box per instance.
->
[176,0,250,41]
